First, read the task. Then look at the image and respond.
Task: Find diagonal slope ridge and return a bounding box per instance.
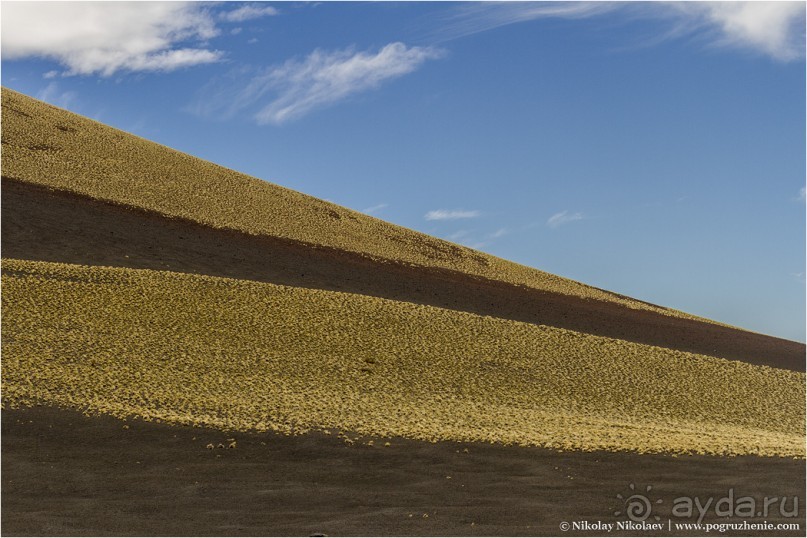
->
[1,87,718,323]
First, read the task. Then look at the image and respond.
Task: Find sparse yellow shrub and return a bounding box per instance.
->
[2,259,803,457]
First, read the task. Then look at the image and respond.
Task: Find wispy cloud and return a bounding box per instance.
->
[252,42,444,125]
[1,3,222,76]
[448,229,471,241]
[362,203,388,215]
[799,187,806,202]
[427,2,615,43]
[36,82,77,109]
[219,4,279,23]
[547,210,583,229]
[428,1,805,61]
[192,42,444,125]
[443,227,507,251]
[425,209,481,221]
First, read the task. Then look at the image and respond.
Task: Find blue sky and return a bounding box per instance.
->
[2,1,805,342]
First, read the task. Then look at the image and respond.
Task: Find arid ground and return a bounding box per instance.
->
[2,87,804,536]
[3,406,804,536]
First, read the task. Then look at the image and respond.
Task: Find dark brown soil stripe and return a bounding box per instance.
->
[3,177,803,371]
[2,406,803,536]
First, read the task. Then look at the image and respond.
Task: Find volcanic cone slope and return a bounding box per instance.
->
[3,86,805,537]
[1,87,804,457]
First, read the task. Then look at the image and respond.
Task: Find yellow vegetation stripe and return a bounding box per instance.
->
[2,259,803,457]
[1,87,723,325]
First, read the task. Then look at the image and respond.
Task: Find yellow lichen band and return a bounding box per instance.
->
[2,259,803,457]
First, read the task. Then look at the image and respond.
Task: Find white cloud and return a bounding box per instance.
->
[799,187,806,202]
[36,82,77,109]
[432,1,805,61]
[43,70,59,79]
[425,209,481,221]
[362,203,388,215]
[663,2,806,61]
[487,228,508,239]
[254,43,444,125]
[1,3,222,76]
[193,42,444,125]
[219,4,279,23]
[547,210,583,229]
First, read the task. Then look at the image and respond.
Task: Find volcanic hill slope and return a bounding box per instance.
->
[2,87,805,535]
